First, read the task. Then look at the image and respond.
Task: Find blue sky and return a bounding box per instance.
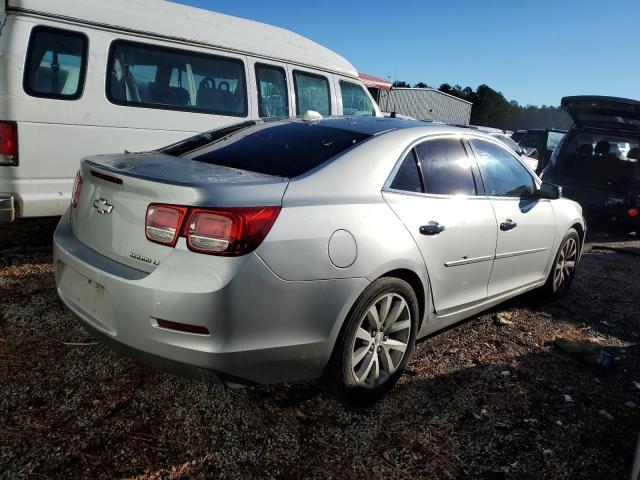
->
[174,0,638,107]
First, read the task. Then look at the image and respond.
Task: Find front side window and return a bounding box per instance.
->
[24,26,88,99]
[415,138,477,196]
[293,71,331,115]
[107,41,247,116]
[470,139,535,197]
[390,150,424,193]
[255,64,288,117]
[340,81,375,116]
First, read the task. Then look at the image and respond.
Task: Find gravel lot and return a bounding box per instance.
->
[1,218,639,479]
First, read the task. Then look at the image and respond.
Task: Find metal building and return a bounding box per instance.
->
[377,88,472,125]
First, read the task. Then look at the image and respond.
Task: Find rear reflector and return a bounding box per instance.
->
[629,208,639,217]
[71,171,83,208]
[156,319,209,335]
[0,122,18,166]
[146,204,188,247]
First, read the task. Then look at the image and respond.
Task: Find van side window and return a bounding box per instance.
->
[293,71,331,116]
[23,27,88,100]
[255,64,288,117]
[340,81,375,116]
[107,41,247,116]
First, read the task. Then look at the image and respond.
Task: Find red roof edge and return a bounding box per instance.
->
[358,73,392,91]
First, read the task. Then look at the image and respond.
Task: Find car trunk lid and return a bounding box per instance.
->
[562,96,640,131]
[71,152,288,272]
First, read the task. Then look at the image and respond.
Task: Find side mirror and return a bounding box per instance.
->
[523,147,539,160]
[536,181,562,200]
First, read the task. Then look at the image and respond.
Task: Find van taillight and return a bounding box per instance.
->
[145,204,281,255]
[71,171,83,208]
[0,122,18,166]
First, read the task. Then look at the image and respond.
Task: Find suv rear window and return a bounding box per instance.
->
[184,121,370,177]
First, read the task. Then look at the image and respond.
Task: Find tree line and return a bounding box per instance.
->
[392,81,572,131]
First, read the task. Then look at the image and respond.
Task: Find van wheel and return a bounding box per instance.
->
[323,277,418,406]
[541,228,580,298]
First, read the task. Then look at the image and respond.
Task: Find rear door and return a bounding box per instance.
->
[383,136,498,314]
[468,138,556,296]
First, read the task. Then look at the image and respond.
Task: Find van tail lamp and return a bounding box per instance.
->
[145,203,281,256]
[0,121,18,166]
[71,171,83,208]
[145,204,188,247]
[629,208,639,218]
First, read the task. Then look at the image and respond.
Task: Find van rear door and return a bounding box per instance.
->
[562,96,640,131]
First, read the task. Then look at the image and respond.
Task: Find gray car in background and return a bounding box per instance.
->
[54,116,585,404]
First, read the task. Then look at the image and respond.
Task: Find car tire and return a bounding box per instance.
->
[323,277,419,406]
[541,228,580,298]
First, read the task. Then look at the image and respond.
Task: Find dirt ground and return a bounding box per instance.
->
[1,218,639,480]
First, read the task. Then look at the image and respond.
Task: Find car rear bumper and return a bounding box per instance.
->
[53,210,369,385]
[0,194,15,223]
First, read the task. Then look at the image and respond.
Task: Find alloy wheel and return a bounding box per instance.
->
[349,292,412,388]
[553,237,577,292]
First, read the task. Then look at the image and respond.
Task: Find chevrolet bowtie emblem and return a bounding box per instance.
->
[93,198,114,215]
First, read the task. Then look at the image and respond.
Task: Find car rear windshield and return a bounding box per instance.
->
[183,121,372,177]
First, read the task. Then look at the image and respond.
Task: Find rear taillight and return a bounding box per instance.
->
[71,171,83,208]
[145,204,281,256]
[184,207,281,255]
[145,204,188,247]
[0,122,18,166]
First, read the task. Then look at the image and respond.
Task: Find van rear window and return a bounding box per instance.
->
[106,41,247,116]
[23,26,88,100]
[184,121,371,177]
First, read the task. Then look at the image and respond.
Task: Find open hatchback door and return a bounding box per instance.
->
[562,96,640,131]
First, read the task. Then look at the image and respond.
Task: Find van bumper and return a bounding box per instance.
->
[0,194,15,223]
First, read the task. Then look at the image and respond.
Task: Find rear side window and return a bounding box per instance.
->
[185,121,369,177]
[107,41,247,116]
[547,131,565,150]
[293,71,331,115]
[340,81,375,116]
[415,138,477,196]
[255,64,288,118]
[390,151,423,193]
[470,139,535,197]
[24,26,88,100]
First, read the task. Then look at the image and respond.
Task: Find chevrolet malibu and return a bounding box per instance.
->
[54,116,585,404]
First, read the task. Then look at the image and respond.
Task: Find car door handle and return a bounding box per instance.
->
[500,219,518,231]
[420,222,446,236]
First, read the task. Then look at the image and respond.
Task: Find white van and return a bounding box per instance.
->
[0,0,381,222]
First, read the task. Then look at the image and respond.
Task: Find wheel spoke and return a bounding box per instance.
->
[352,345,370,366]
[383,297,406,332]
[379,344,396,373]
[383,338,407,354]
[387,319,411,335]
[564,260,575,269]
[356,351,376,383]
[356,327,372,343]
[366,305,380,329]
[377,295,392,327]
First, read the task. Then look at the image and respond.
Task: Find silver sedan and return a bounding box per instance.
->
[54,116,585,404]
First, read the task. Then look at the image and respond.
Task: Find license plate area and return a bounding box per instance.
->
[57,262,116,334]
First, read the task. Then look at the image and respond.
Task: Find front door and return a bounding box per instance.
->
[468,138,556,296]
[383,137,498,314]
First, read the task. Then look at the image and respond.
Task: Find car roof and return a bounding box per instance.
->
[304,116,430,135]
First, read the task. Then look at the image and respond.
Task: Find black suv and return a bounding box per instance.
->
[542,96,640,228]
